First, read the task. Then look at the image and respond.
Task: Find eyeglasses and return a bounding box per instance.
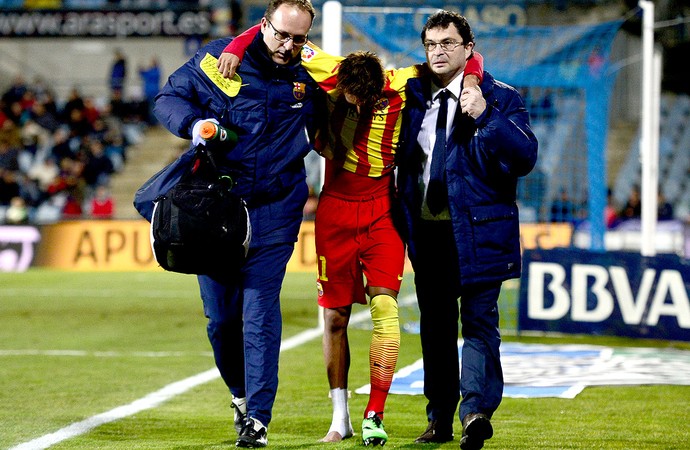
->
[424,39,464,53]
[266,18,308,46]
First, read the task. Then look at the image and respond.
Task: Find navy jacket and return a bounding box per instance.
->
[397,71,538,285]
[150,35,325,247]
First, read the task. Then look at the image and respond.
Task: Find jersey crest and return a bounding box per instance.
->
[293,82,306,100]
[374,97,389,111]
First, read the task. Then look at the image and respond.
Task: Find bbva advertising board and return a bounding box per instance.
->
[519,248,690,342]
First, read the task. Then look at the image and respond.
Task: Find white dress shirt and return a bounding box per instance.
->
[417,74,463,220]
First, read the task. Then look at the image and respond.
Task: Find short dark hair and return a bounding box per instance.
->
[265,0,316,23]
[421,10,474,46]
[336,51,385,107]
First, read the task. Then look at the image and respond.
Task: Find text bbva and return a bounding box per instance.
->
[527,262,690,328]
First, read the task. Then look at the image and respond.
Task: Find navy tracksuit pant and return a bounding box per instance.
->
[198,243,294,427]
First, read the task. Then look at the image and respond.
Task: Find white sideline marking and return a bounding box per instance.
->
[8,368,220,450]
[0,350,214,357]
[0,289,194,298]
[9,295,414,450]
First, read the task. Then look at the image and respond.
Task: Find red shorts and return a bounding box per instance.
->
[315,190,405,308]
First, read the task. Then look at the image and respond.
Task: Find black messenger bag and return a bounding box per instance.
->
[150,146,251,276]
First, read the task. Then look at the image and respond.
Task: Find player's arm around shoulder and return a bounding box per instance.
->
[464,50,484,88]
[217,24,260,78]
[300,40,343,94]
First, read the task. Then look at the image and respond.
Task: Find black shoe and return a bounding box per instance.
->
[236,417,268,448]
[460,413,493,450]
[414,419,454,444]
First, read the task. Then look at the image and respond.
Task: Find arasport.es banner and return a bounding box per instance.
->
[0,9,212,37]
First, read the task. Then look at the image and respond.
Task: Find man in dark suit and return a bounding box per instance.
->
[396,10,538,450]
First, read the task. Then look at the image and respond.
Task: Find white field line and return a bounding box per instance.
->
[0,289,195,298]
[9,294,415,450]
[0,350,214,357]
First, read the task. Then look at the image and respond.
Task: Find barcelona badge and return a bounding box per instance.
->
[293,82,306,100]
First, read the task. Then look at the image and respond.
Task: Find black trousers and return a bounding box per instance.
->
[413,219,503,426]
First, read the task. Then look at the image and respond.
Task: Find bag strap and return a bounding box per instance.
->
[189,146,235,191]
[198,146,220,173]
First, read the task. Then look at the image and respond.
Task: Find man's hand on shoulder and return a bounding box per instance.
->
[217,53,241,79]
[460,85,486,119]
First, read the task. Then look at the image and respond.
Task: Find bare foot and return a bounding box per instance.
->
[320,429,354,443]
[320,431,345,442]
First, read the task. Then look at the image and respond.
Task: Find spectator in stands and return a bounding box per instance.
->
[5,196,29,224]
[0,137,22,205]
[139,56,162,125]
[26,155,60,204]
[110,48,128,96]
[7,101,29,126]
[605,186,619,228]
[550,187,575,222]
[50,127,75,163]
[51,156,85,216]
[66,107,93,139]
[1,75,27,106]
[0,115,21,147]
[81,138,115,189]
[537,88,556,121]
[89,117,109,143]
[620,184,641,220]
[82,97,101,125]
[36,88,59,118]
[62,193,83,219]
[108,88,129,121]
[89,184,114,219]
[18,90,36,117]
[0,103,8,129]
[103,131,126,172]
[20,119,46,162]
[657,189,674,220]
[30,101,61,132]
[100,103,127,145]
[31,75,50,101]
[61,87,85,122]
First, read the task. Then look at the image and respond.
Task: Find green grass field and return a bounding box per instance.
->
[1,270,689,449]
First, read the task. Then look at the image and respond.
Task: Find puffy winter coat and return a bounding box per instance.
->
[396,71,538,285]
[152,35,325,247]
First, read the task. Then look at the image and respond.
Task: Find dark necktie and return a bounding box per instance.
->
[427,89,449,216]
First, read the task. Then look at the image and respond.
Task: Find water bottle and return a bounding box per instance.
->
[199,121,238,144]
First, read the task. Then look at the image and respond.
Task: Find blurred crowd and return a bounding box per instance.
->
[0,74,150,224]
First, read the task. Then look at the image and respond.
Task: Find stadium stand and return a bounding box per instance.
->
[0,76,155,223]
[612,92,690,223]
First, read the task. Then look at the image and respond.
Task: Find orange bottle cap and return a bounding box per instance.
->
[200,121,218,140]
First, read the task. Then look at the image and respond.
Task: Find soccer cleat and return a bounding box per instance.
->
[236,417,268,448]
[231,398,247,434]
[362,411,388,446]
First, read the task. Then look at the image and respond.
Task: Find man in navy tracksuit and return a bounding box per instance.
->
[153,1,325,447]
